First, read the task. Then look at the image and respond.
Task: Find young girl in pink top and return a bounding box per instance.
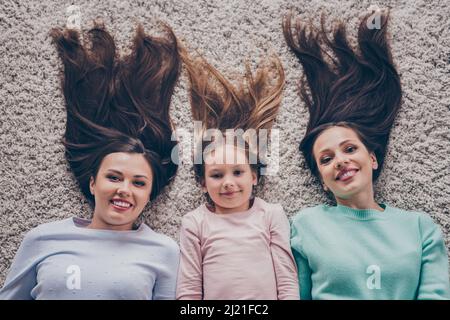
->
[176,52,299,300]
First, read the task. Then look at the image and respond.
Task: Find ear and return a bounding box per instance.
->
[89,176,95,195]
[252,171,258,186]
[320,178,329,192]
[319,173,330,192]
[370,152,378,170]
[200,178,207,193]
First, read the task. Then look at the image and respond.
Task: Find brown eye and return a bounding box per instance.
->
[320,156,332,165]
[345,145,357,153]
[107,175,120,182]
[134,181,146,187]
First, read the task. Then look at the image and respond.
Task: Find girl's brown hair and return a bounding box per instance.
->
[50,22,181,203]
[283,10,402,181]
[181,49,285,184]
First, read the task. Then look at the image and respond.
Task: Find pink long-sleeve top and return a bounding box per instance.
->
[176,197,299,300]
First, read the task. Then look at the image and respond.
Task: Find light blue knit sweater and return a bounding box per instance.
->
[0,217,179,300]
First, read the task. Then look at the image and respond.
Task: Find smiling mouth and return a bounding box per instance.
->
[110,200,133,211]
[336,169,359,181]
[220,191,242,197]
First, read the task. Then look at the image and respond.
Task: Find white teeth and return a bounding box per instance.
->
[340,170,356,179]
[112,201,131,208]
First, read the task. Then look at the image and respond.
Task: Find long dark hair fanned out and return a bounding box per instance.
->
[181,49,285,183]
[283,10,402,181]
[50,22,181,203]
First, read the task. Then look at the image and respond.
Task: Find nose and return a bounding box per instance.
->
[117,181,131,197]
[334,153,350,169]
[223,176,235,189]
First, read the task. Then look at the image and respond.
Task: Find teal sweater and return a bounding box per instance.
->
[290,204,450,300]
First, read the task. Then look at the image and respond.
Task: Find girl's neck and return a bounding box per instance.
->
[210,198,255,214]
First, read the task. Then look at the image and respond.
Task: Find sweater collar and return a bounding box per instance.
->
[332,203,388,220]
[203,197,262,217]
[71,217,146,233]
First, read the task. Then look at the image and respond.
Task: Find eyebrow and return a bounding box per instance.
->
[318,139,356,154]
[206,165,245,175]
[208,164,246,170]
[106,169,149,180]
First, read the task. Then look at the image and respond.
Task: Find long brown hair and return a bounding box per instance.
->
[50,22,181,203]
[181,48,285,184]
[283,10,402,181]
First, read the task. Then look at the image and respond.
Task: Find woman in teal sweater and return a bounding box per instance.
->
[283,10,450,299]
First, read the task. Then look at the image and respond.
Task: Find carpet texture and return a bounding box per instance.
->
[1,0,449,285]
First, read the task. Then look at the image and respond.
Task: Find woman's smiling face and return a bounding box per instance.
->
[313,126,378,201]
[89,152,153,231]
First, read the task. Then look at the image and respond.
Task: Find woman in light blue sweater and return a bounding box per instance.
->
[0,22,181,299]
[283,9,450,299]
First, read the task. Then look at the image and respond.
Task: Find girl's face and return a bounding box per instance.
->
[312,126,378,202]
[89,152,153,230]
[203,144,257,214]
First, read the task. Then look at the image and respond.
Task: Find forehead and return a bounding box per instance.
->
[204,143,249,166]
[99,152,153,176]
[313,126,361,153]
